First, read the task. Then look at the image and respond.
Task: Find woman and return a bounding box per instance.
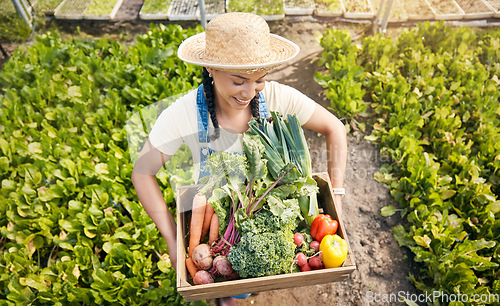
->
[131,12,347,305]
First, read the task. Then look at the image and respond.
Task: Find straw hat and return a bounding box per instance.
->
[177,13,300,73]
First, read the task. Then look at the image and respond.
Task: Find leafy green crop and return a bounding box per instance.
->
[317,21,500,303]
[0,24,207,305]
[84,0,119,16]
[140,0,172,15]
[314,29,367,132]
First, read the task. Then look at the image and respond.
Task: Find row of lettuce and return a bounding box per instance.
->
[0,24,203,304]
[315,21,500,302]
[1,19,499,304]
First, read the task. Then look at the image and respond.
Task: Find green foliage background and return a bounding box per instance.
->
[0,24,206,305]
[317,21,500,304]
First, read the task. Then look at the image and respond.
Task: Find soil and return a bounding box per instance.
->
[0,8,421,305]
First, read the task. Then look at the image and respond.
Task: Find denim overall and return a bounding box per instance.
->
[196,83,269,180]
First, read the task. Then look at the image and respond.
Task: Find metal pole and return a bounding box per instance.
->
[372,0,385,35]
[379,0,394,34]
[198,0,207,29]
[11,0,32,28]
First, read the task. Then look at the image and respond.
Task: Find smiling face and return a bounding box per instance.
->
[206,68,267,111]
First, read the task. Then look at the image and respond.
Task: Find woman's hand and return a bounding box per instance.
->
[165,236,178,271]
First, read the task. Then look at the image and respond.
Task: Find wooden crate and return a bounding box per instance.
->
[176,172,356,302]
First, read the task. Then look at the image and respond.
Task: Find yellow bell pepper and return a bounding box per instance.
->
[319,234,348,268]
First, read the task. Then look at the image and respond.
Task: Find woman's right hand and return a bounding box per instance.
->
[164,235,178,272]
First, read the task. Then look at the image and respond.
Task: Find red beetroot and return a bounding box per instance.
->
[213,255,233,276]
[192,244,213,270]
[193,270,214,285]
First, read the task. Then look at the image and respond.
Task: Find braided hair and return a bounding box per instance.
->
[202,68,260,140]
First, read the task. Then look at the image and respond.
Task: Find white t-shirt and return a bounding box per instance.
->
[149,81,316,181]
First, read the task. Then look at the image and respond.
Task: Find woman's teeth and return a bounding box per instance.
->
[235,97,251,104]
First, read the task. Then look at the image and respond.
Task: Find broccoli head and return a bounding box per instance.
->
[227,228,296,278]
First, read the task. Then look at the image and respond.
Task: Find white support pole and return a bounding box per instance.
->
[198,0,207,29]
[11,0,32,29]
[379,0,394,34]
[372,0,385,35]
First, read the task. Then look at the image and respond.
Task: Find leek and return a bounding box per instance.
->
[248,112,319,225]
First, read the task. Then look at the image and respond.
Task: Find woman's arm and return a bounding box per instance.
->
[131,140,178,269]
[302,104,347,217]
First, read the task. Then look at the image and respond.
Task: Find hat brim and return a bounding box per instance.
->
[177,32,300,73]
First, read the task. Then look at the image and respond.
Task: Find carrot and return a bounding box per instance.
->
[188,193,207,257]
[200,202,214,242]
[185,257,198,280]
[208,213,219,246]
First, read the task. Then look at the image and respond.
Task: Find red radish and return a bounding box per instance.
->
[293,233,304,247]
[300,263,312,272]
[192,244,213,270]
[309,254,324,270]
[295,252,307,267]
[310,240,320,252]
[213,255,233,276]
[193,270,214,285]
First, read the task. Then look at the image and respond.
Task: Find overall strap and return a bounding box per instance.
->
[197,86,269,182]
[196,84,210,143]
[258,91,269,119]
[196,84,212,181]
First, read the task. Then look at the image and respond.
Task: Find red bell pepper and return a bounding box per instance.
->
[310,214,338,242]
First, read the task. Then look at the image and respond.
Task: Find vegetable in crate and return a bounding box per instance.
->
[248,112,319,225]
[320,234,348,268]
[188,193,207,257]
[310,213,338,242]
[199,133,295,258]
[227,209,299,278]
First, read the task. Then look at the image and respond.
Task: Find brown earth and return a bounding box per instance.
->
[1,5,421,305]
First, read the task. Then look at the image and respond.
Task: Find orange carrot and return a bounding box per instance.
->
[185,257,198,280]
[208,213,219,246]
[188,193,207,257]
[200,202,215,242]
